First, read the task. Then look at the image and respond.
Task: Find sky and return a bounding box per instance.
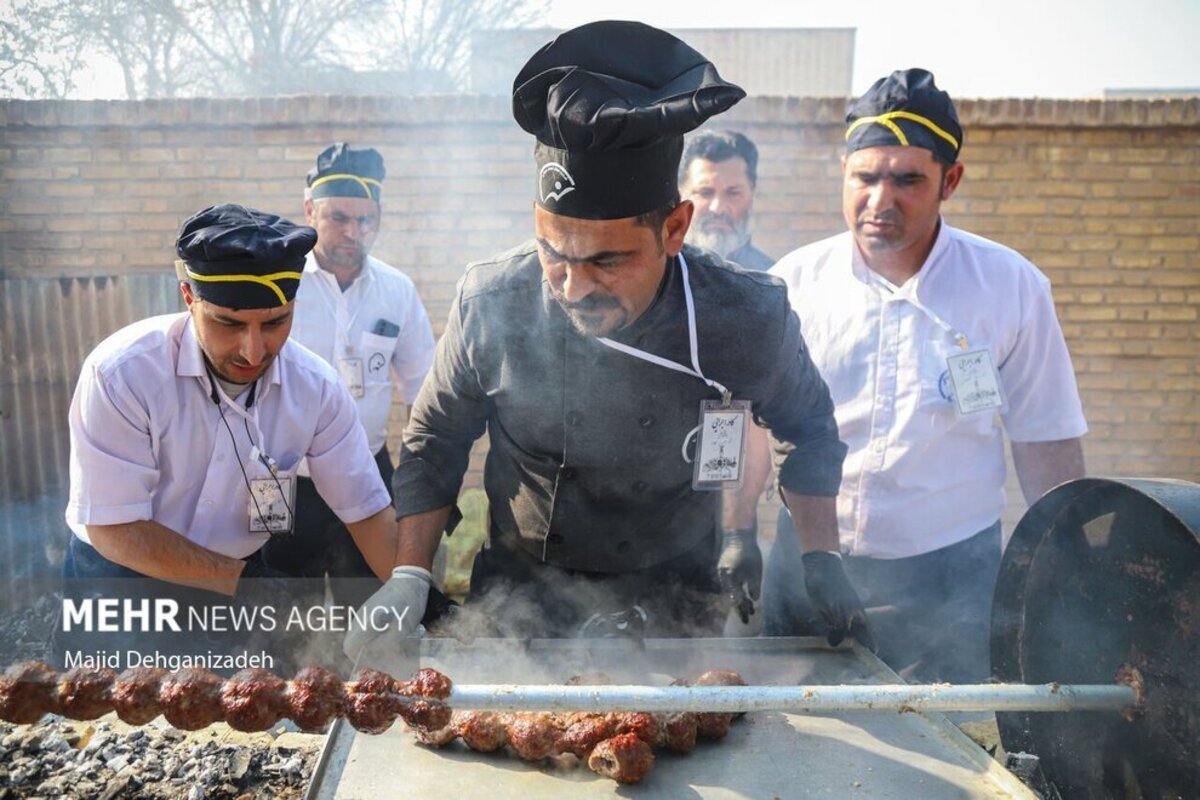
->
[542,0,1200,98]
[64,0,1200,99]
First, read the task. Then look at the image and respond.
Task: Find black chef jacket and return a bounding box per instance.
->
[394,243,845,574]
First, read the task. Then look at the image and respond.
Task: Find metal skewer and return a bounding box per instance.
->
[447,682,1138,714]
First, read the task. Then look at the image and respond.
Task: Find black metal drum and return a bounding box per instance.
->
[991,478,1200,799]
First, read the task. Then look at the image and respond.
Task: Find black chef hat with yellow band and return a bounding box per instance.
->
[306,143,386,203]
[846,68,963,164]
[512,21,745,220]
[174,204,316,309]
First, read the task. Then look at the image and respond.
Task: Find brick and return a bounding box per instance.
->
[1,96,1197,472]
[43,147,92,162]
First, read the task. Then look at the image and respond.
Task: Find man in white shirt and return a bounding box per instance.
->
[268,143,436,609]
[755,69,1087,681]
[62,204,411,667]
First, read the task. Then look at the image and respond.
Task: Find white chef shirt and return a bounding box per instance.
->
[290,253,435,456]
[771,222,1087,559]
[66,312,391,559]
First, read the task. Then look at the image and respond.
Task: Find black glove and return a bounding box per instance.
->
[801,551,875,651]
[717,528,763,625]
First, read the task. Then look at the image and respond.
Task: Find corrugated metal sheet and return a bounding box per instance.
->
[471,28,855,97]
[0,275,181,607]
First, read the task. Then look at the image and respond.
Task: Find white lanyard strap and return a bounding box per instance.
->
[907,292,969,350]
[200,374,269,456]
[880,273,970,351]
[597,253,730,398]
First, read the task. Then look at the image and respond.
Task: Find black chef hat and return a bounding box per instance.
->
[846,68,963,164]
[512,21,745,220]
[174,204,316,309]
[306,143,386,202]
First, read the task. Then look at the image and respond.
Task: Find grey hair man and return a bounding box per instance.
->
[679,130,773,270]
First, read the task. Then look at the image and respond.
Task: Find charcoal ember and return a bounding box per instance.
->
[158,668,224,730]
[656,712,698,754]
[0,662,60,724]
[609,711,659,745]
[111,667,168,725]
[345,692,397,734]
[587,733,655,784]
[220,669,287,732]
[505,713,557,761]
[286,666,344,731]
[556,713,612,758]
[58,667,115,721]
[456,711,508,753]
[407,667,452,699]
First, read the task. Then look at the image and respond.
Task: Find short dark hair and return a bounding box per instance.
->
[634,197,680,246]
[679,130,759,187]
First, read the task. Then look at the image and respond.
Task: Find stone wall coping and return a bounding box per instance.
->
[2,95,1198,129]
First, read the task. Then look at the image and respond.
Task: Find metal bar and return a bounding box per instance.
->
[447,682,1136,714]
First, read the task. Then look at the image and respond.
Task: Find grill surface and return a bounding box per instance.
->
[307,637,1033,799]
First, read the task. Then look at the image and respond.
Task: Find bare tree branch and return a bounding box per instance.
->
[359,0,547,92]
[0,0,545,99]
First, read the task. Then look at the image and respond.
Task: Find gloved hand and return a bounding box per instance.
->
[717,528,763,625]
[342,566,431,660]
[801,551,875,651]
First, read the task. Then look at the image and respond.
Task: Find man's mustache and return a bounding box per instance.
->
[700,213,738,229]
[859,210,902,226]
[553,292,620,312]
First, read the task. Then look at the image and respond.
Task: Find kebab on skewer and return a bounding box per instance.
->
[0,661,452,734]
[405,669,749,784]
[1,662,748,785]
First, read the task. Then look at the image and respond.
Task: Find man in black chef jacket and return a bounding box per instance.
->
[344,21,873,652]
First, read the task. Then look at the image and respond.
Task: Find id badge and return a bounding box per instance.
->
[946,349,1004,415]
[248,476,296,534]
[337,357,365,399]
[692,399,751,491]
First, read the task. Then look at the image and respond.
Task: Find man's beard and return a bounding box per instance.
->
[317,242,367,273]
[550,290,625,337]
[686,211,752,258]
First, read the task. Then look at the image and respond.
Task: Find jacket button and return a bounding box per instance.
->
[561,467,577,480]
[566,411,582,426]
[632,480,647,494]
[639,415,655,428]
[547,533,564,545]
[616,540,631,554]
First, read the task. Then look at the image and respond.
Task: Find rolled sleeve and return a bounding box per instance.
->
[66,365,158,528]
[306,379,391,523]
[756,301,848,497]
[394,290,489,518]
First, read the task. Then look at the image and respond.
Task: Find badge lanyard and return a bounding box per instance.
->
[895,282,1003,416]
[595,253,748,489]
[318,269,368,398]
[202,374,296,534]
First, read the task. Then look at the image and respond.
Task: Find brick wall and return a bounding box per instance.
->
[2,96,1198,532]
